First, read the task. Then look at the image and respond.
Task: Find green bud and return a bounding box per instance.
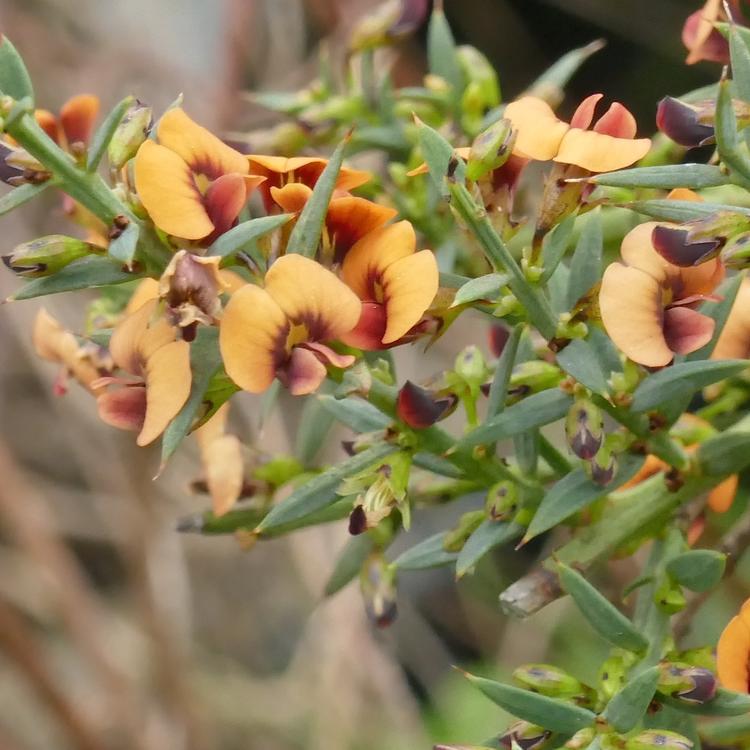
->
[512,664,586,700]
[586,445,617,486]
[455,345,489,387]
[669,647,715,672]
[107,102,152,169]
[654,578,687,614]
[509,361,564,396]
[499,721,553,750]
[443,509,486,552]
[2,234,100,277]
[658,662,717,705]
[599,652,632,701]
[625,730,693,750]
[722,230,750,268]
[466,117,514,181]
[565,399,604,460]
[485,480,519,521]
[456,45,500,110]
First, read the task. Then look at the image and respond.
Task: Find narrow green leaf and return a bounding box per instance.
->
[258,497,352,538]
[294,391,336,467]
[631,360,749,412]
[324,534,375,597]
[699,430,750,476]
[539,215,576,283]
[86,96,134,171]
[687,273,744,361]
[8,255,135,300]
[0,180,53,216]
[456,521,521,579]
[556,338,609,395]
[629,200,750,223]
[160,328,223,467]
[699,714,750,743]
[524,455,645,542]
[593,164,726,190]
[412,452,464,479]
[666,550,726,592]
[452,273,509,306]
[603,666,660,733]
[257,443,397,532]
[176,503,265,534]
[487,324,522,418]
[108,220,139,267]
[729,23,750,103]
[463,672,596,734]
[415,117,465,194]
[716,77,750,183]
[459,389,573,449]
[427,3,464,99]
[557,562,648,652]
[566,209,602,310]
[208,213,292,259]
[391,532,457,570]
[660,689,750,716]
[527,39,604,97]
[317,394,391,433]
[286,138,346,258]
[0,35,34,102]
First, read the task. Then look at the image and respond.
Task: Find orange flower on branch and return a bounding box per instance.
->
[134,108,265,241]
[682,0,748,65]
[247,154,371,213]
[220,255,361,395]
[712,278,750,360]
[339,221,439,350]
[271,182,397,263]
[32,94,100,155]
[504,94,651,173]
[96,299,191,446]
[717,598,750,692]
[600,222,724,367]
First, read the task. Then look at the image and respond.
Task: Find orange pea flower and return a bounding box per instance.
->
[194,404,244,517]
[339,221,439,350]
[247,154,371,213]
[220,255,361,395]
[96,299,191,446]
[271,182,397,263]
[504,94,651,173]
[717,598,750,692]
[712,278,750,360]
[618,414,737,515]
[32,309,110,396]
[134,108,265,241]
[600,222,724,367]
[30,94,100,152]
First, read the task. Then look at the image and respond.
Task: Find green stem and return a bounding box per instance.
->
[448,182,559,340]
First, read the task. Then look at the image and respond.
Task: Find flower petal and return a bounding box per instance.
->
[34,109,59,143]
[197,421,244,517]
[138,339,191,446]
[570,93,603,130]
[620,222,673,282]
[60,94,99,147]
[712,279,750,359]
[708,473,738,513]
[600,263,673,367]
[663,306,715,355]
[110,299,157,375]
[683,0,727,64]
[204,172,249,237]
[157,108,248,179]
[270,182,313,213]
[381,249,439,344]
[554,129,651,172]
[717,608,750,691]
[340,302,388,350]
[265,254,361,341]
[593,102,637,139]
[326,196,398,262]
[504,97,570,161]
[280,345,328,396]
[97,385,147,432]
[617,454,669,490]
[341,220,417,300]
[219,283,288,393]
[134,139,214,239]
[247,155,370,191]
[126,278,160,314]
[303,341,356,369]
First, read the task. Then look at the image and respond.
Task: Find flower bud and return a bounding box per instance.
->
[587,446,617,487]
[654,578,687,614]
[721,230,750,268]
[443,510,486,552]
[485,480,518,521]
[498,722,552,750]
[657,662,717,705]
[651,225,722,267]
[656,97,714,148]
[455,345,489,387]
[397,380,457,429]
[625,730,692,750]
[565,399,604,460]
[466,117,514,182]
[360,554,397,628]
[512,664,587,700]
[2,234,100,277]
[108,101,152,169]
[509,362,563,398]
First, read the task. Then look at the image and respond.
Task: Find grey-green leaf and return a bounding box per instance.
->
[0,180,53,216]
[593,164,726,190]
[603,666,660,733]
[324,534,375,597]
[453,273,510,306]
[456,521,521,579]
[699,430,750,476]
[0,35,34,103]
[108,220,140,267]
[317,395,392,433]
[566,208,602,310]
[208,213,292,259]
[666,550,726,592]
[391,532,457,570]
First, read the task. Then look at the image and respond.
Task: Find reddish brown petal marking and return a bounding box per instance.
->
[593,102,637,139]
[204,173,248,238]
[652,225,721,267]
[397,380,454,429]
[279,346,328,395]
[97,384,147,432]
[303,341,356,369]
[340,301,388,350]
[663,306,715,355]
[570,93,603,130]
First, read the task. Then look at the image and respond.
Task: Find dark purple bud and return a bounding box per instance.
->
[489,323,510,358]
[652,225,722,267]
[589,451,617,487]
[677,668,718,704]
[397,380,456,429]
[656,97,714,148]
[348,505,368,535]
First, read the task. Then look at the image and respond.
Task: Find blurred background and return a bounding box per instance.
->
[0,1,739,748]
